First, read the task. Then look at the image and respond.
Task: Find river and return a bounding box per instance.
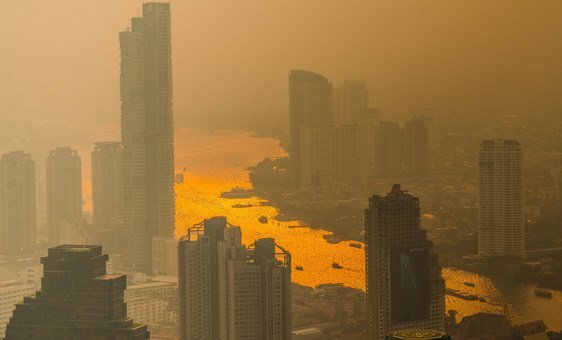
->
[173,128,562,330]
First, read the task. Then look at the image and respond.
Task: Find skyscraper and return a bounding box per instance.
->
[289,70,333,188]
[46,147,83,246]
[365,185,445,339]
[178,216,292,340]
[5,245,149,339]
[120,2,175,273]
[0,151,36,254]
[300,125,364,192]
[478,139,525,258]
[374,122,401,178]
[91,142,123,253]
[333,79,369,126]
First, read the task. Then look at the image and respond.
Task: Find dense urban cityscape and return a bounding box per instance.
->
[1,1,562,339]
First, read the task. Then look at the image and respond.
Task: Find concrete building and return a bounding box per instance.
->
[178,216,292,340]
[0,151,36,254]
[152,236,178,276]
[478,139,525,258]
[126,279,177,327]
[373,120,429,179]
[91,142,123,253]
[333,79,369,126]
[365,185,445,339]
[289,70,333,188]
[46,147,83,245]
[0,281,36,338]
[120,2,175,274]
[5,245,149,339]
[300,125,364,192]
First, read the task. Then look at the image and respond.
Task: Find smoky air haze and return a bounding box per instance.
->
[2,0,562,156]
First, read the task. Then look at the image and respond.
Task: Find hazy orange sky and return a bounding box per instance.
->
[2,0,562,156]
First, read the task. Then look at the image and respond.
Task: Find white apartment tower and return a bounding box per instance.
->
[0,151,36,254]
[120,2,175,273]
[178,217,292,340]
[365,185,445,339]
[478,139,525,258]
[300,125,364,192]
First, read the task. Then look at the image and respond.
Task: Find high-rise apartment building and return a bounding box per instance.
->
[333,79,369,126]
[365,185,445,339]
[374,120,429,179]
[300,125,364,192]
[289,70,333,188]
[478,140,525,258]
[5,245,149,339]
[178,216,292,340]
[120,2,175,273]
[46,147,83,246]
[0,151,36,254]
[91,142,123,252]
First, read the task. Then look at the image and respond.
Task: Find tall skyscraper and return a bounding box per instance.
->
[333,79,369,126]
[365,185,445,339]
[91,142,123,253]
[289,70,333,188]
[374,122,401,178]
[5,245,150,339]
[478,139,525,258]
[120,2,175,273]
[46,147,83,246]
[179,216,292,340]
[0,151,36,254]
[300,125,364,192]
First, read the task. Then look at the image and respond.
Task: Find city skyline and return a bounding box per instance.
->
[1,1,562,339]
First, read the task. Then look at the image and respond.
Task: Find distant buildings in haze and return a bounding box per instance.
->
[478,139,525,258]
[365,184,445,339]
[178,216,292,340]
[0,151,36,254]
[46,147,84,246]
[373,119,429,179]
[91,142,123,253]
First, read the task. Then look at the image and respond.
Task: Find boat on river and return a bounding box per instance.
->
[463,281,476,287]
[296,266,304,271]
[446,288,478,301]
[535,289,553,298]
[349,243,362,249]
[332,262,343,269]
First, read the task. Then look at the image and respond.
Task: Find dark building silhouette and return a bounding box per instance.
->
[91,142,123,253]
[365,185,445,339]
[5,245,149,339]
[178,216,292,340]
[0,151,36,254]
[120,2,175,274]
[46,147,84,245]
[289,70,333,188]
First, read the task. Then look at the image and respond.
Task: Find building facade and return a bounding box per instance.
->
[289,70,333,188]
[91,142,123,253]
[478,139,525,258]
[178,216,292,340]
[120,2,175,274]
[374,120,429,179]
[300,125,364,192]
[333,79,369,126]
[0,281,35,338]
[46,147,83,246]
[5,245,149,339]
[365,185,445,339]
[0,151,36,254]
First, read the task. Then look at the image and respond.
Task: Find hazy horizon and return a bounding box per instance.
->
[2,0,562,156]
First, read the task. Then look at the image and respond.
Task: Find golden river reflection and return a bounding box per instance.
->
[173,128,562,330]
